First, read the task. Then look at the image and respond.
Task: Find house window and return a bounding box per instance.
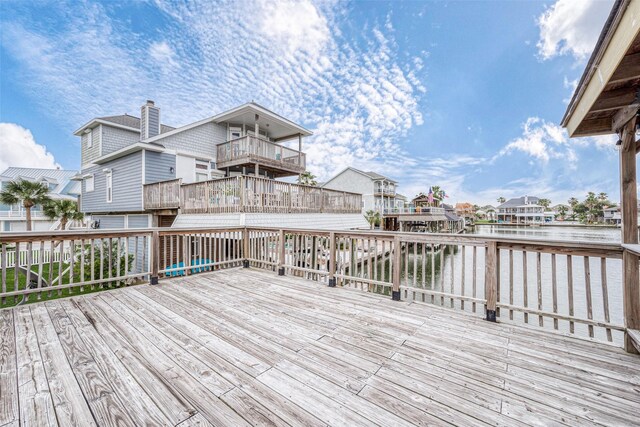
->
[85,175,94,192]
[195,159,209,182]
[87,129,93,148]
[196,173,208,182]
[106,172,113,203]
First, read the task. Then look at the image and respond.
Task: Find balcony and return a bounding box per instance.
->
[374,187,396,197]
[383,206,445,215]
[216,135,306,177]
[144,176,362,214]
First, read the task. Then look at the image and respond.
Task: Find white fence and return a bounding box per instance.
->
[3,247,73,268]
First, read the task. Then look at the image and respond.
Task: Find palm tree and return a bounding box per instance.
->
[431,186,445,206]
[568,197,579,207]
[558,205,568,219]
[44,199,84,230]
[538,198,551,209]
[497,197,506,204]
[597,192,608,202]
[364,210,380,229]
[297,171,318,186]
[0,179,51,231]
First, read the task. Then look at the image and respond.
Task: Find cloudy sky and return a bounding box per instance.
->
[0,0,628,205]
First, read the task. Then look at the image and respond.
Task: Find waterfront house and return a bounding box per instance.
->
[454,202,475,222]
[321,167,402,214]
[0,167,80,231]
[496,196,554,224]
[604,205,622,225]
[75,100,368,230]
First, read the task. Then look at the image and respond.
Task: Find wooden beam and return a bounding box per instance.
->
[609,52,640,85]
[620,116,640,354]
[612,103,640,132]
[590,87,638,113]
[573,117,614,136]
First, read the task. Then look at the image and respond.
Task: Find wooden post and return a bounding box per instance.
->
[620,118,639,353]
[243,228,250,268]
[328,232,336,287]
[485,241,498,322]
[392,235,401,300]
[150,230,159,285]
[278,229,286,276]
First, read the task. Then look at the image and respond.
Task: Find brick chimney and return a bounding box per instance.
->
[140,100,160,140]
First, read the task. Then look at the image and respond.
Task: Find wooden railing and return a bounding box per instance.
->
[180,176,361,214]
[143,178,181,210]
[216,135,306,173]
[2,227,638,351]
[384,206,446,215]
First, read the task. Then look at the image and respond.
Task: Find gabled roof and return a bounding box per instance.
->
[74,114,175,136]
[323,167,398,185]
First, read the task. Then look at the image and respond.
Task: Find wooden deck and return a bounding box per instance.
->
[1,268,639,426]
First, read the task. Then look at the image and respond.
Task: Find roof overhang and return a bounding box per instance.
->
[74,119,140,136]
[90,142,165,165]
[561,0,640,137]
[144,102,312,144]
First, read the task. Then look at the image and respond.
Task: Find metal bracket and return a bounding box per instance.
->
[328,278,336,287]
[486,310,497,322]
[243,260,250,268]
[278,267,285,276]
[392,291,401,301]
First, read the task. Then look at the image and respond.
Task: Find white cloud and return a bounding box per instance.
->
[0,123,60,172]
[536,0,614,61]
[149,41,179,70]
[2,0,426,182]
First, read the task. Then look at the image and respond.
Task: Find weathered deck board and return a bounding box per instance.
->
[1,268,639,426]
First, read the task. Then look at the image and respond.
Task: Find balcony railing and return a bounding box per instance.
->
[181,176,361,214]
[142,178,181,210]
[383,206,446,215]
[374,188,396,196]
[216,136,306,175]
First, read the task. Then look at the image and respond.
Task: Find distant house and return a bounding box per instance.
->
[455,202,475,221]
[442,203,464,232]
[497,196,554,224]
[603,206,621,225]
[321,167,402,214]
[0,167,80,231]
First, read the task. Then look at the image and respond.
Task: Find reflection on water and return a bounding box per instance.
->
[472,224,621,243]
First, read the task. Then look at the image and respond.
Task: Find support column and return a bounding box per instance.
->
[328,232,336,287]
[150,230,159,285]
[620,117,639,353]
[485,241,498,321]
[392,235,401,300]
[278,229,286,276]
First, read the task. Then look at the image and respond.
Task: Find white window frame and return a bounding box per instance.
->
[106,171,113,203]
[85,174,94,192]
[87,129,93,148]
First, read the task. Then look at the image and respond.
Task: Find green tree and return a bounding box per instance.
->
[497,197,506,204]
[557,205,568,219]
[538,198,551,209]
[568,197,579,208]
[297,171,318,186]
[44,199,84,230]
[364,210,380,229]
[597,192,608,202]
[0,179,51,231]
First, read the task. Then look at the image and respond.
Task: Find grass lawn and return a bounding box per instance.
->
[1,263,140,309]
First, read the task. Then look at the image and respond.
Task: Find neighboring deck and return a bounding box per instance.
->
[2,268,639,426]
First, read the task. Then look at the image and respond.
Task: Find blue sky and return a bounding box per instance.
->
[0,0,629,205]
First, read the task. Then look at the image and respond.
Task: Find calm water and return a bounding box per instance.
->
[361,225,624,344]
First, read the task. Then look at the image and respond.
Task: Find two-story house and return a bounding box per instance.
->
[76,100,368,230]
[0,167,80,231]
[497,196,554,224]
[321,167,402,214]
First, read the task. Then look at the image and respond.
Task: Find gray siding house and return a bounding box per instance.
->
[76,100,368,231]
[322,167,401,214]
